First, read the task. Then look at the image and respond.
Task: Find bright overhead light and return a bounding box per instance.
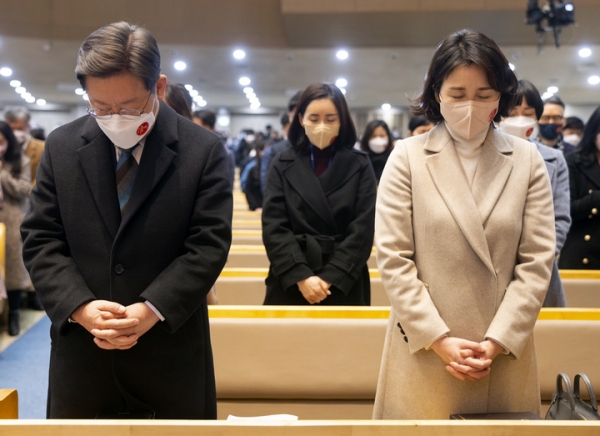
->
[198,100,207,107]
[22,92,31,99]
[547,86,559,94]
[233,49,246,60]
[0,67,13,77]
[9,80,20,87]
[509,63,515,71]
[239,77,251,86]
[174,61,187,71]
[189,89,199,97]
[193,95,203,102]
[381,103,391,111]
[336,50,349,60]
[340,88,346,95]
[243,87,253,94]
[542,91,553,99]
[579,47,592,58]
[36,99,46,106]
[250,102,261,109]
[247,92,256,99]
[335,78,348,88]
[83,94,89,101]
[75,88,85,95]
[184,84,193,91]
[15,86,26,94]
[25,96,35,103]
[588,75,600,85]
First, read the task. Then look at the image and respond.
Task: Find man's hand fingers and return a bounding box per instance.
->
[95,302,127,315]
[93,337,138,350]
[92,317,139,330]
[91,328,138,341]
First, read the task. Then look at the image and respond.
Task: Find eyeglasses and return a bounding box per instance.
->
[539,115,564,123]
[87,92,152,120]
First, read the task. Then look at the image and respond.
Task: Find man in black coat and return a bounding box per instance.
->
[20,22,232,419]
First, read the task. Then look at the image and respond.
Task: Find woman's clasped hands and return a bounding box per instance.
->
[430,336,504,381]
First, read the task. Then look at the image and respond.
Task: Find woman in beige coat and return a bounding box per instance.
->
[373,30,556,419]
[0,122,31,336]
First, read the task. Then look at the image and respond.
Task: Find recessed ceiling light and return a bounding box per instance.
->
[83,94,89,101]
[184,84,193,91]
[382,103,391,111]
[9,80,20,87]
[36,99,46,106]
[579,47,592,58]
[0,67,13,77]
[189,89,199,97]
[547,86,559,94]
[509,63,516,71]
[25,96,36,103]
[243,87,253,94]
[247,92,256,99]
[75,88,85,95]
[250,102,261,109]
[340,88,347,95]
[335,78,348,88]
[239,77,251,86]
[336,50,349,60]
[588,75,600,85]
[22,92,31,99]
[174,61,187,71]
[233,49,246,60]
[15,86,26,94]
[193,95,203,102]
[198,100,207,107]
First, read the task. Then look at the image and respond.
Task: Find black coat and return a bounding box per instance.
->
[20,102,232,419]
[366,146,393,182]
[559,151,600,269]
[262,146,376,305]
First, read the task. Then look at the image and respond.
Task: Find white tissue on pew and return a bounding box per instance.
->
[227,414,298,422]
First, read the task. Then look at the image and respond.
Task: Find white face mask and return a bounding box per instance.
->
[368,136,388,154]
[440,98,499,141]
[304,123,340,150]
[245,134,256,144]
[13,130,30,146]
[96,99,156,149]
[563,134,582,146]
[498,116,538,140]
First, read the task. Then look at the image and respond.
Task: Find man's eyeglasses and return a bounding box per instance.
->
[539,115,564,124]
[87,92,152,120]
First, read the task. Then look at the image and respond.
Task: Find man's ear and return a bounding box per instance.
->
[155,75,168,100]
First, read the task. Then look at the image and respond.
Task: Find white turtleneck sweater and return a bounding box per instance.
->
[445,122,489,188]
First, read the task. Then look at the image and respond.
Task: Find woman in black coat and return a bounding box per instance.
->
[262,83,377,305]
[359,119,394,183]
[559,106,600,269]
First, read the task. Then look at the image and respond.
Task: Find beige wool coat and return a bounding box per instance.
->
[373,124,556,419]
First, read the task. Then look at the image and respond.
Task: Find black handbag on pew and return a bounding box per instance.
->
[545,373,600,420]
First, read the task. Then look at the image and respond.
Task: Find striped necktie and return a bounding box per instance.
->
[116,144,140,212]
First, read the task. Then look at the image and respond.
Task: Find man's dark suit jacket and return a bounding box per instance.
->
[21,102,233,419]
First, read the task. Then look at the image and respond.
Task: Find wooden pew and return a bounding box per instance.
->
[209,307,600,420]
[0,390,17,419]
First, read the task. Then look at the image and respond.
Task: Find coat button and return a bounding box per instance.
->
[590,189,594,195]
[583,258,589,265]
[114,264,125,274]
[589,215,593,219]
[585,235,591,241]
[593,208,598,215]
[403,336,408,343]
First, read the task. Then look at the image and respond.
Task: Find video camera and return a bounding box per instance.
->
[526,0,575,48]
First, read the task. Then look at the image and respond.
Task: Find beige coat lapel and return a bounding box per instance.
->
[471,128,514,225]
[424,124,494,273]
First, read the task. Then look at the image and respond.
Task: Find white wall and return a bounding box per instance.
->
[227,114,283,138]
[565,104,599,124]
[0,106,85,137]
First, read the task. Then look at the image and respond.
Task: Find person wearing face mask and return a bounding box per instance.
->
[4,107,44,188]
[408,115,435,137]
[262,83,377,306]
[537,96,576,155]
[359,120,394,183]
[0,122,31,336]
[559,106,600,270]
[562,116,585,148]
[498,79,570,307]
[373,29,555,420]
[20,22,232,419]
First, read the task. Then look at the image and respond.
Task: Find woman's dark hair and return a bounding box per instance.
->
[515,80,544,120]
[164,83,193,120]
[577,105,600,163]
[359,120,393,153]
[288,83,357,151]
[0,121,23,178]
[411,29,518,123]
[408,115,433,132]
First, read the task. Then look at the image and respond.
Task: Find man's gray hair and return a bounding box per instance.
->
[4,106,31,123]
[75,22,161,91]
